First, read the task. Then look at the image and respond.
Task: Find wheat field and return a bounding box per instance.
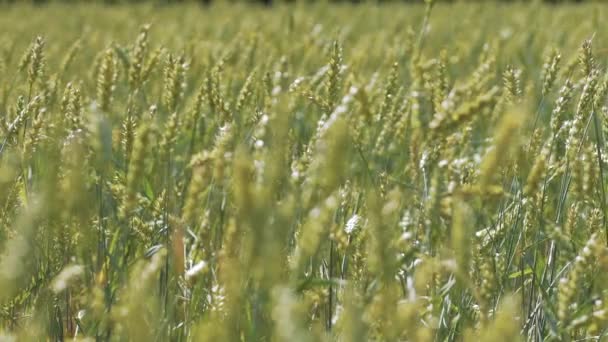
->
[1,1,608,341]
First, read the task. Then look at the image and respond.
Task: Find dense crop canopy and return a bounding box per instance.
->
[1,2,608,341]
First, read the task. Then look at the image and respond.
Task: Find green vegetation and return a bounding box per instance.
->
[1,1,608,340]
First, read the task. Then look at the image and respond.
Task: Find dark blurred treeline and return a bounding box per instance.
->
[0,0,597,4]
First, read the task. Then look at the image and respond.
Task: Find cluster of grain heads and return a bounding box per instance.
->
[4,4,608,341]
[96,48,117,112]
[579,38,595,77]
[128,24,151,90]
[503,65,522,104]
[121,122,151,218]
[551,79,574,141]
[556,234,606,333]
[163,53,187,114]
[20,36,45,97]
[325,40,343,111]
[541,48,561,97]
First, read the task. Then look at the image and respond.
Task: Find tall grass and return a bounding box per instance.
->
[1,2,608,340]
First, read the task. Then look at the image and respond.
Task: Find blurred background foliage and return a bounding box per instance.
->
[1,0,607,5]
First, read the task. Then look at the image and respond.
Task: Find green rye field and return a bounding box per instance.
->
[1,2,608,341]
